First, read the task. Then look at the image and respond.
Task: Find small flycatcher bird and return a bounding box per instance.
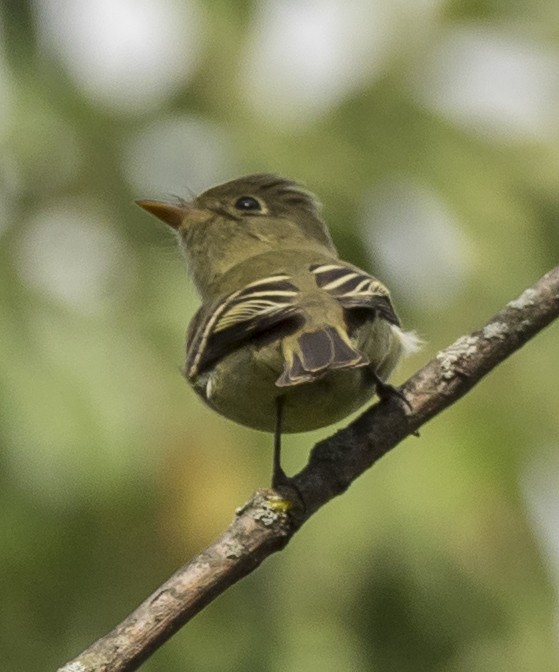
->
[136,174,418,487]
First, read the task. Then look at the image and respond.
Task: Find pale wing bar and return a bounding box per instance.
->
[310,263,400,325]
[186,275,299,379]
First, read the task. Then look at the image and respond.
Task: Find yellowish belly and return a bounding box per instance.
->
[190,343,378,433]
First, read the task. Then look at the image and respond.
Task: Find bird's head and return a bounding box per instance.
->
[136,174,337,291]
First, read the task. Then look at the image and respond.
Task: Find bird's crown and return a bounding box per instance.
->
[196,173,321,219]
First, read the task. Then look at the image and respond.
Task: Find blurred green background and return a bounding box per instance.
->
[1,1,559,670]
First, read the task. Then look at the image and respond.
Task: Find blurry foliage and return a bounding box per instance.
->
[0,1,558,670]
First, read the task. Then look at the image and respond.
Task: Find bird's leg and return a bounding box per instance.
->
[372,371,412,411]
[372,371,420,436]
[272,395,289,488]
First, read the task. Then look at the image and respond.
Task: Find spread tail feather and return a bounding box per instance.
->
[276,326,368,387]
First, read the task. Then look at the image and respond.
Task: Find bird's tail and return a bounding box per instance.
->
[276,326,368,387]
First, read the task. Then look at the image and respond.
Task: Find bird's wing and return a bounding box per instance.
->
[310,262,400,325]
[185,274,300,379]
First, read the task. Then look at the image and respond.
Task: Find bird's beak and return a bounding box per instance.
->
[135,199,210,230]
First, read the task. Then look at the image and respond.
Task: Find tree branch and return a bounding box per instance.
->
[58,266,559,672]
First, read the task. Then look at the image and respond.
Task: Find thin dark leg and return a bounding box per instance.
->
[272,395,289,488]
[372,371,412,411]
[372,370,419,436]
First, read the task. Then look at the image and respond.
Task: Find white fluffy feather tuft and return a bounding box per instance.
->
[391,325,424,357]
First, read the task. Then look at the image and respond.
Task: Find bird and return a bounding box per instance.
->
[136,174,419,487]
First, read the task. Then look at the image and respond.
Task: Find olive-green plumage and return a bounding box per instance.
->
[137,174,417,483]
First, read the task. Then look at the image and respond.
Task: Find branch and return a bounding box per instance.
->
[58,266,559,672]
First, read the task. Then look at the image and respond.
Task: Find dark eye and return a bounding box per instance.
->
[234,196,261,211]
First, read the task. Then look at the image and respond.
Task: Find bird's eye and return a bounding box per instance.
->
[234,196,261,211]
